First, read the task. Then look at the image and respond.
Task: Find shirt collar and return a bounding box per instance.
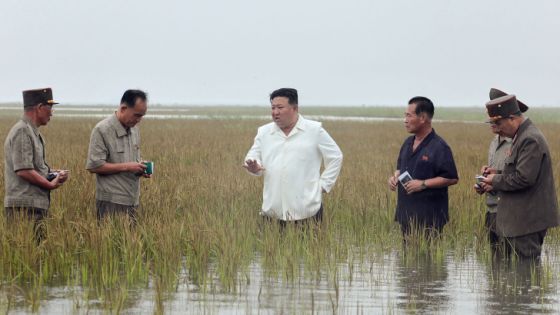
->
[498,135,513,143]
[21,115,40,136]
[110,112,129,137]
[270,114,306,135]
[408,128,436,155]
[414,128,436,143]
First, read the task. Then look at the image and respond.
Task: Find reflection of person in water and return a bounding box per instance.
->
[395,253,450,313]
[483,260,556,314]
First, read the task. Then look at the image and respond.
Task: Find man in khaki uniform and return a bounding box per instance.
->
[86,89,150,221]
[4,88,69,226]
[480,94,560,259]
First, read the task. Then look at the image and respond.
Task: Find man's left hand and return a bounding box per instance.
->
[479,181,494,192]
[56,170,69,184]
[404,179,425,194]
[482,174,495,184]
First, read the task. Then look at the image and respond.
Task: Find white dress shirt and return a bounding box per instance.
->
[245,115,343,221]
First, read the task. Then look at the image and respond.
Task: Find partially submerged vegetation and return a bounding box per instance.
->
[0,110,559,313]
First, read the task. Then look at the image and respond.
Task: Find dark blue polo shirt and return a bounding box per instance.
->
[395,129,458,228]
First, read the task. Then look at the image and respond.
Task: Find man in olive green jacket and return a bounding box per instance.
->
[480,94,560,258]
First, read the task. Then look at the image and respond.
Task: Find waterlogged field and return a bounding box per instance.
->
[1,107,560,314]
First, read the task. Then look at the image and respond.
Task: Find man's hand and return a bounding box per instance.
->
[473,184,485,195]
[478,181,494,192]
[478,174,495,192]
[123,162,147,174]
[404,179,425,194]
[482,174,495,184]
[481,165,497,176]
[243,159,265,174]
[56,170,69,184]
[388,170,400,191]
[49,174,63,190]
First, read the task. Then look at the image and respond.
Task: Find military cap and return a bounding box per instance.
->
[489,88,528,113]
[22,88,59,108]
[486,94,521,122]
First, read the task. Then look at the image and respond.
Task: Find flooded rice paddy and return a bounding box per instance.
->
[1,107,560,314]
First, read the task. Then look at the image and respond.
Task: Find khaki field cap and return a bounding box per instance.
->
[22,87,59,108]
[486,94,521,122]
[489,88,528,113]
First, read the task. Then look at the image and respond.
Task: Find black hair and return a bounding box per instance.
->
[270,88,298,106]
[120,89,148,108]
[408,96,434,119]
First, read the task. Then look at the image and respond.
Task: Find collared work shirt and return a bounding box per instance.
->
[486,135,512,213]
[245,115,343,221]
[4,116,50,209]
[395,129,458,228]
[86,113,141,206]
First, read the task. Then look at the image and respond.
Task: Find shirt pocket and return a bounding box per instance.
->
[413,159,434,180]
[115,137,126,163]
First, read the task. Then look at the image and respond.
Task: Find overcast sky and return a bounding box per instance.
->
[1,0,559,106]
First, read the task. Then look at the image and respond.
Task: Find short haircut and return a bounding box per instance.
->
[408,96,434,119]
[270,88,298,106]
[121,89,148,108]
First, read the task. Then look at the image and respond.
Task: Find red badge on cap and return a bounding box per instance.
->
[422,155,429,161]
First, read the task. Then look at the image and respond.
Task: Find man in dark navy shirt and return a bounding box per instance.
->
[388,97,459,237]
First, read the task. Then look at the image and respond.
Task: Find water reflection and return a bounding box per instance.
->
[2,250,560,314]
[484,257,557,314]
[395,252,450,313]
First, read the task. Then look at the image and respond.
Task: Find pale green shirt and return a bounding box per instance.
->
[486,135,512,213]
[4,116,51,209]
[86,113,141,206]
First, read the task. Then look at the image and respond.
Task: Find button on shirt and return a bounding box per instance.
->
[395,130,458,228]
[245,115,343,221]
[4,116,51,209]
[86,113,141,206]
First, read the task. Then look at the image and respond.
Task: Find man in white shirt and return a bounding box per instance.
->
[244,88,343,225]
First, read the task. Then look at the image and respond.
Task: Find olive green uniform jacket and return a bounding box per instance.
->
[492,119,560,237]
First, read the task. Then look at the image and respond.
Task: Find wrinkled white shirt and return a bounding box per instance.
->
[245,115,343,221]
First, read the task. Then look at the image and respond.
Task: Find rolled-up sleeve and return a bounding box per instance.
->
[318,127,343,193]
[86,128,108,170]
[11,130,34,172]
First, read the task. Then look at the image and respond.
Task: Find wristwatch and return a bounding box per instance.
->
[421,180,427,190]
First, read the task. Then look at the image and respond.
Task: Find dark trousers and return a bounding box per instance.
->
[5,207,48,241]
[96,200,138,222]
[501,229,547,259]
[264,204,324,229]
[485,212,500,249]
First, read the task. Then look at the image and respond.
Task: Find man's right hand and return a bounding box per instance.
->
[49,174,63,190]
[481,165,497,176]
[123,162,147,174]
[388,170,400,191]
[243,159,265,174]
